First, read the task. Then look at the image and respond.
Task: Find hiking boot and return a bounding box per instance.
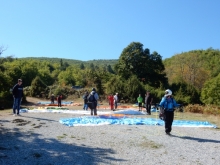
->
[166,132,171,135]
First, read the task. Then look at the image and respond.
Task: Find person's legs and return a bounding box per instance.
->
[110,102,113,110]
[58,101,62,107]
[114,102,117,110]
[13,98,18,114]
[91,109,94,115]
[16,98,21,115]
[164,111,174,133]
[146,104,151,114]
[145,103,147,113]
[94,109,97,115]
[85,103,88,110]
[94,102,97,115]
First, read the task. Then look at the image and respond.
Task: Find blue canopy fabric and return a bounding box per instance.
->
[59,116,217,128]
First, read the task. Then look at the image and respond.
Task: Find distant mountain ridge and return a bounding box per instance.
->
[19,57,118,67]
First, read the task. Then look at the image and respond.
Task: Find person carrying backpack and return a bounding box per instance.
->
[159,89,179,135]
[87,88,99,115]
[82,91,89,110]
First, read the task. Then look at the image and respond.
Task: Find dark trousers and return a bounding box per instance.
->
[145,103,151,114]
[114,102,117,109]
[88,101,97,115]
[13,98,22,115]
[164,111,174,133]
[58,101,61,107]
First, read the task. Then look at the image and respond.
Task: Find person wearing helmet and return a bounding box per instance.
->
[159,89,179,135]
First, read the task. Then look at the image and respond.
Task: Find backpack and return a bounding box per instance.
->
[87,94,95,102]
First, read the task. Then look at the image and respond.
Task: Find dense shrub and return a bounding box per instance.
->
[185,104,220,115]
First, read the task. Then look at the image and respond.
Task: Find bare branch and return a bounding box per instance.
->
[0,45,8,56]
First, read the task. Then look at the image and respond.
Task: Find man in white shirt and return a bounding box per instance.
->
[113,93,118,110]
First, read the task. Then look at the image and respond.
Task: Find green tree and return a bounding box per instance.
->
[80,63,85,70]
[201,74,220,106]
[115,42,167,87]
[30,76,48,97]
[58,70,75,86]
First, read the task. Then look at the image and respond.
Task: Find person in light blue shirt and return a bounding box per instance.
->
[159,89,179,135]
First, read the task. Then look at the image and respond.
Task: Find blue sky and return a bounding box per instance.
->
[1,0,220,61]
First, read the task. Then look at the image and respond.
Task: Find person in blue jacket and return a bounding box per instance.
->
[12,79,24,116]
[159,89,179,135]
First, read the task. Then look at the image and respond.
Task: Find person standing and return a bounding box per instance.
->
[12,79,23,116]
[137,94,143,111]
[82,91,89,110]
[113,93,118,110]
[57,95,62,107]
[87,88,99,115]
[50,94,55,104]
[159,89,179,135]
[108,94,114,110]
[145,91,153,115]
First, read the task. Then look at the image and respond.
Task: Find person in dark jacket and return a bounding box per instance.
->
[145,91,153,115]
[57,95,62,107]
[12,79,24,116]
[87,88,99,115]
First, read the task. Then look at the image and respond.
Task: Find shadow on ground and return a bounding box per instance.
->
[170,134,220,143]
[0,123,125,165]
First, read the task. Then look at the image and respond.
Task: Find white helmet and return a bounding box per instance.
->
[165,89,172,96]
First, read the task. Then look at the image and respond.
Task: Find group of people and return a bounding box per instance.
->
[137,89,179,135]
[82,88,99,115]
[137,91,153,115]
[107,93,118,110]
[12,78,178,135]
[50,94,62,107]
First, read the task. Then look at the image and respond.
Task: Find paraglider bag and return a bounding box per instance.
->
[159,113,164,120]
[159,107,165,120]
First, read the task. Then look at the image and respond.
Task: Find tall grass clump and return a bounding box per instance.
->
[185,104,220,116]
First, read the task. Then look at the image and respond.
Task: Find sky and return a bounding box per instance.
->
[1,0,220,61]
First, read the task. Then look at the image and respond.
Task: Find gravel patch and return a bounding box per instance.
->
[0,112,220,165]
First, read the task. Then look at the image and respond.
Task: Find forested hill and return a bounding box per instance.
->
[1,46,220,107]
[163,48,220,89]
[19,57,118,67]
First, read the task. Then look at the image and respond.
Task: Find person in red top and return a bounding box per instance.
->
[57,95,62,107]
[108,94,114,110]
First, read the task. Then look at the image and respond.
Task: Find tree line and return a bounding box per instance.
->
[0,43,219,108]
